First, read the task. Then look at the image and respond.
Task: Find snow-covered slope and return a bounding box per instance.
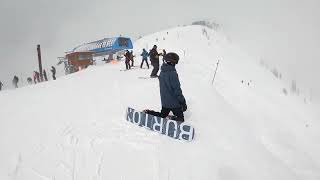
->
[0,25,319,180]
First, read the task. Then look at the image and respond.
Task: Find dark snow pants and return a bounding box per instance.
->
[140,58,149,69]
[146,107,184,122]
[125,60,131,70]
[150,60,159,77]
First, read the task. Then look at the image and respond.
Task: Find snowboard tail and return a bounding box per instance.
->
[125,107,195,141]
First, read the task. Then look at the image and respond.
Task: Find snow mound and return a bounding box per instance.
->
[0,25,319,180]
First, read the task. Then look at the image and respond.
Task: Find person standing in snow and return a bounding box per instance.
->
[27,77,33,84]
[144,52,187,122]
[33,71,40,83]
[162,49,167,63]
[140,48,149,69]
[43,69,48,81]
[51,66,56,80]
[116,54,121,61]
[149,45,161,77]
[0,81,3,91]
[162,49,167,56]
[33,71,37,83]
[12,76,19,88]
[130,50,135,67]
[124,50,131,70]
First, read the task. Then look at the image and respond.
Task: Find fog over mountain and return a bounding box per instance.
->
[0,0,319,102]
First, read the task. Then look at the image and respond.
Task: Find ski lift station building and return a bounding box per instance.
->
[60,37,133,74]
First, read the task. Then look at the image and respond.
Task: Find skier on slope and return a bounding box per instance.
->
[33,71,40,83]
[43,69,48,81]
[149,45,161,78]
[0,81,3,91]
[27,77,32,84]
[144,52,187,122]
[140,48,149,69]
[12,76,19,88]
[51,66,56,80]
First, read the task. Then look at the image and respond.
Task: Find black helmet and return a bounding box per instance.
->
[164,52,179,65]
[153,45,157,49]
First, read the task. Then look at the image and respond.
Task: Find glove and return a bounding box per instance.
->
[143,109,155,114]
[182,103,187,112]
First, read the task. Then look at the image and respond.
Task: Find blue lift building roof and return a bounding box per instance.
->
[72,37,133,55]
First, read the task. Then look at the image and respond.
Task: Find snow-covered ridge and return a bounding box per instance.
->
[0,25,319,180]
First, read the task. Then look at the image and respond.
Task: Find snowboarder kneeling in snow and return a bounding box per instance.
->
[144,52,187,122]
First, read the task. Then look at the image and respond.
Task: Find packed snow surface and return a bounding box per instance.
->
[0,25,319,180]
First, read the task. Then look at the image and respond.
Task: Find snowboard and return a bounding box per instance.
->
[125,107,195,141]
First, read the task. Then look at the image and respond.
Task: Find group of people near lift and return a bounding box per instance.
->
[31,66,56,84]
[0,66,56,91]
[2,45,188,123]
[124,44,188,122]
[124,45,167,78]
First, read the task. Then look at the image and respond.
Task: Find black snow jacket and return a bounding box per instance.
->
[149,48,160,62]
[159,63,186,108]
[124,51,130,61]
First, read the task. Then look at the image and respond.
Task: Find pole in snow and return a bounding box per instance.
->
[37,44,43,82]
[211,59,220,85]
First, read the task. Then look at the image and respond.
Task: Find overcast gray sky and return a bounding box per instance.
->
[0,0,319,101]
